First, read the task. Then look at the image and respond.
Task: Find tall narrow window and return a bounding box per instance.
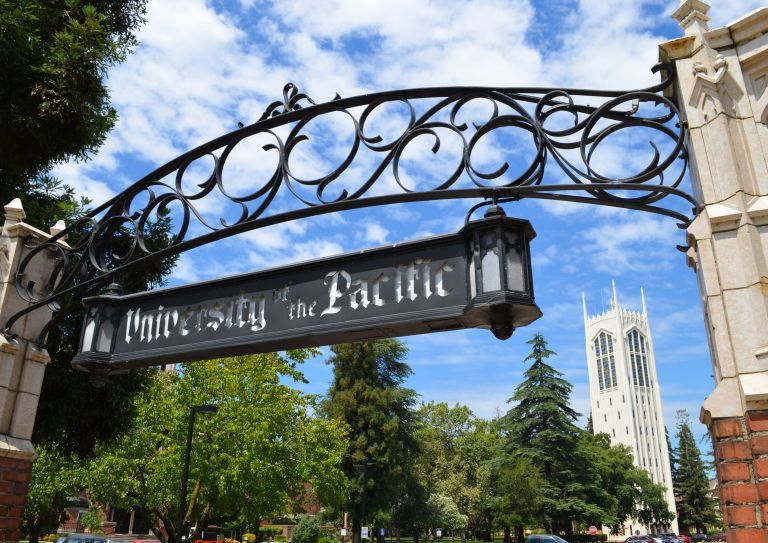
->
[594,332,617,391]
[628,329,650,388]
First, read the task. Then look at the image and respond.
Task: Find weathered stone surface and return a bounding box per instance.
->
[0,199,68,542]
[662,2,768,540]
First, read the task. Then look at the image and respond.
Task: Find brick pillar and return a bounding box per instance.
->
[0,199,68,543]
[660,3,768,542]
[0,457,33,542]
[711,415,768,542]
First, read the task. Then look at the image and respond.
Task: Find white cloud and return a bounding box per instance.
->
[361,221,389,244]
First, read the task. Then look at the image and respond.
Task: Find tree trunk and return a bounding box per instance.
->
[515,526,524,543]
[353,518,361,543]
[395,528,401,543]
[28,522,41,543]
[503,527,511,543]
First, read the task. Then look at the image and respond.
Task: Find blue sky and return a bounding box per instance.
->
[54,0,767,446]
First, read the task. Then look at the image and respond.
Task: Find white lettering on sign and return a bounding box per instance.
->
[121,258,455,346]
[316,259,454,317]
[124,292,266,345]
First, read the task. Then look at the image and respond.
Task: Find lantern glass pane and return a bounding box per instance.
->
[504,230,525,292]
[82,317,96,351]
[96,319,113,352]
[468,252,477,297]
[480,230,501,292]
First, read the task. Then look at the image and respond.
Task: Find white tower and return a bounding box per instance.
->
[583,282,678,536]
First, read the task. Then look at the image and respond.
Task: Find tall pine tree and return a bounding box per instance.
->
[323,340,419,543]
[500,333,581,534]
[673,410,717,533]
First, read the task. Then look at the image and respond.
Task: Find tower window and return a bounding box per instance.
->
[594,332,617,391]
[628,329,651,388]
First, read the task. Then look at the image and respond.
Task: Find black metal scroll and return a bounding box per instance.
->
[3,63,696,344]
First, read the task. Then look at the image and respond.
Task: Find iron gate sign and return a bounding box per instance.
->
[73,214,541,372]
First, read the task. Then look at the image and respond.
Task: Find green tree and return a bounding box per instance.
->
[500,333,581,534]
[1,0,146,200]
[414,403,499,541]
[573,432,673,533]
[491,455,545,543]
[3,0,179,535]
[323,340,419,543]
[673,410,717,533]
[292,516,321,543]
[426,494,467,539]
[23,445,83,543]
[87,352,348,543]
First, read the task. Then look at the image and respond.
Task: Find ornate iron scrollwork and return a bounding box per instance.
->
[4,62,696,344]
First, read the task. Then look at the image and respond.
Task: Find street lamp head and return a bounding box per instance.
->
[193,404,219,415]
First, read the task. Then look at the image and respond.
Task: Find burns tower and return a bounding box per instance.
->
[583,282,678,536]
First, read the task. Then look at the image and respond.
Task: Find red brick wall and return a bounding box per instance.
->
[712,411,768,543]
[0,457,32,543]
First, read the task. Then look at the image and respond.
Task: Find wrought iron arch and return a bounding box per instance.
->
[3,62,697,345]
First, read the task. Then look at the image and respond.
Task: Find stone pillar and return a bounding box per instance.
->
[660,2,768,541]
[0,199,66,542]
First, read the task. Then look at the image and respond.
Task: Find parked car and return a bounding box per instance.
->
[678,535,692,543]
[526,535,570,543]
[690,535,709,542]
[709,534,725,542]
[64,535,107,543]
[624,536,654,542]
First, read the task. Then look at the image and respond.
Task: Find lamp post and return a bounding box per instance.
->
[177,404,219,543]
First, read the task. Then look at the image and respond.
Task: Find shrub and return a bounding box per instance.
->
[242,534,257,543]
[291,516,320,543]
[259,527,284,541]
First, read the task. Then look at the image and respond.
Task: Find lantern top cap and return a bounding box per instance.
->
[462,210,537,241]
[484,204,506,218]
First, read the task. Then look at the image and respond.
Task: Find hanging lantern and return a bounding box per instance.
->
[463,205,542,339]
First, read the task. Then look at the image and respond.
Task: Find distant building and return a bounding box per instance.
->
[583,283,678,537]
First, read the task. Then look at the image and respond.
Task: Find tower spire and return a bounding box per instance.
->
[611,280,619,312]
[582,292,588,325]
[641,287,648,318]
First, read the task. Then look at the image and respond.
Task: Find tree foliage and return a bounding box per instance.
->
[413,402,499,540]
[1,0,147,195]
[500,333,582,533]
[23,445,83,543]
[673,410,717,533]
[292,516,321,543]
[322,340,419,542]
[86,352,348,543]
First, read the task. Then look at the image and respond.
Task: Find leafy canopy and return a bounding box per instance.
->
[87,352,348,543]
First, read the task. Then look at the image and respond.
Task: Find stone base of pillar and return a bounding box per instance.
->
[712,411,768,543]
[0,455,33,543]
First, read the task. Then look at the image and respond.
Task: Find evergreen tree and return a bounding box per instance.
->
[673,410,717,533]
[500,333,581,534]
[323,340,419,543]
